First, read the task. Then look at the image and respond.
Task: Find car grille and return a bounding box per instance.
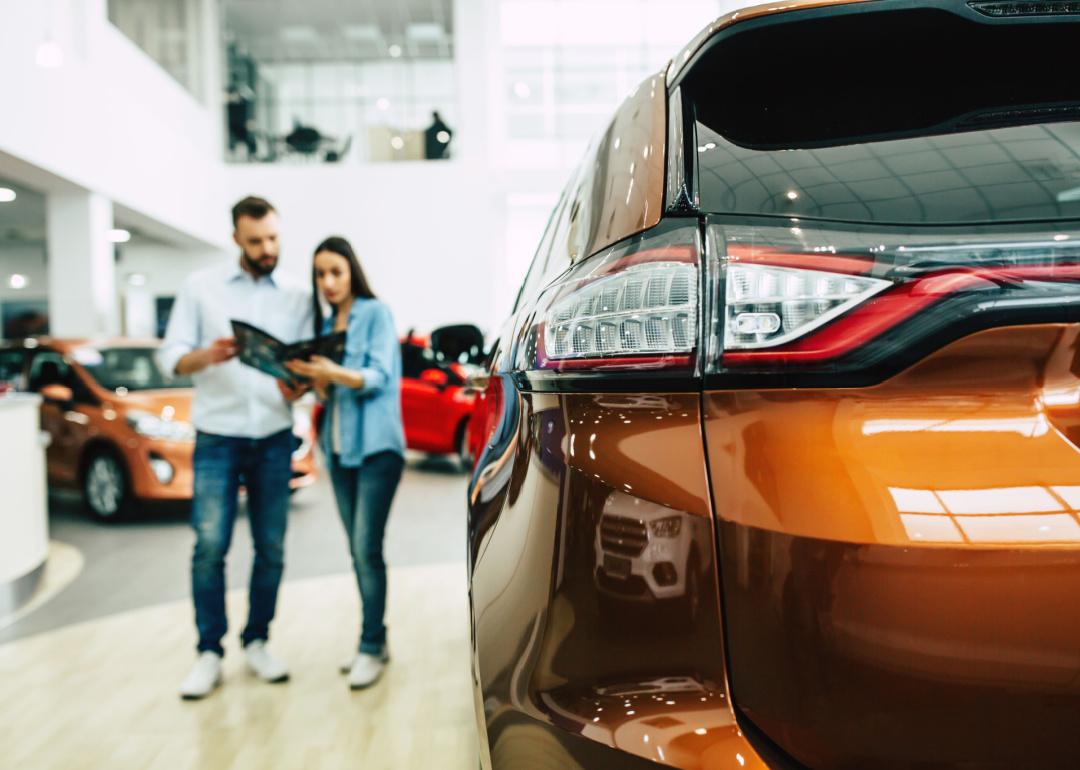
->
[600,515,648,557]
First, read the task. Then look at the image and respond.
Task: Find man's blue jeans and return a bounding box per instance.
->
[191,429,293,655]
[328,451,404,656]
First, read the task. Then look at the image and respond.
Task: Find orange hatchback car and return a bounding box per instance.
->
[0,338,316,520]
[467,2,1080,768]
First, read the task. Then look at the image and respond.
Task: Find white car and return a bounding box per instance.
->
[593,489,711,625]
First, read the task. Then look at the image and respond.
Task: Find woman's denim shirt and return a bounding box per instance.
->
[321,298,405,467]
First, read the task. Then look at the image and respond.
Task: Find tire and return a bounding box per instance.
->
[456,419,474,474]
[673,550,701,632]
[83,448,132,521]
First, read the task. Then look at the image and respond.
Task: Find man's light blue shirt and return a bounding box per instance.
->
[157,261,313,439]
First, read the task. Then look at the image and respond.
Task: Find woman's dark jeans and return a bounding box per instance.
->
[191,429,293,656]
[328,450,404,656]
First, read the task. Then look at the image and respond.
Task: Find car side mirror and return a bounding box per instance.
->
[420,368,450,389]
[41,383,74,406]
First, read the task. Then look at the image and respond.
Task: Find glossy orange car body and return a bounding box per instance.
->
[0,338,316,518]
[467,1,1080,768]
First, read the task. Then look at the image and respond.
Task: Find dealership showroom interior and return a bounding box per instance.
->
[4,0,1080,768]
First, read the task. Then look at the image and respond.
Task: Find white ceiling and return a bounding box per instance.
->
[223,0,454,63]
[0,180,165,249]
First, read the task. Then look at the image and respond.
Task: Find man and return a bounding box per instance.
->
[423,110,452,160]
[158,196,312,699]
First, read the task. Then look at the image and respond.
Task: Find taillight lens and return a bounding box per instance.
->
[708,222,1080,377]
[725,263,890,350]
[520,221,701,373]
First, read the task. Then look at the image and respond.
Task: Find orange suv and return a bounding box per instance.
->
[466,2,1080,768]
[0,338,316,520]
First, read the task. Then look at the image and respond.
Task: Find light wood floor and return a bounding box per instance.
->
[0,563,477,770]
[0,541,83,634]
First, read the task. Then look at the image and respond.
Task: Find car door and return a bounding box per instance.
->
[400,338,441,451]
[27,350,87,484]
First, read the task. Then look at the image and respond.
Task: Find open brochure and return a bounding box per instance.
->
[231,320,346,386]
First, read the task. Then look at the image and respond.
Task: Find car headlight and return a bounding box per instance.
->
[648,515,682,538]
[126,409,195,442]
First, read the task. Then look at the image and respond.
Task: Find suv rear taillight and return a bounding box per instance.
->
[706,221,1080,380]
[519,221,701,375]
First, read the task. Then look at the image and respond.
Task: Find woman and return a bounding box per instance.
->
[286,236,405,690]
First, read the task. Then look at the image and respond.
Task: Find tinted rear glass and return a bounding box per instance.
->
[685,6,1080,224]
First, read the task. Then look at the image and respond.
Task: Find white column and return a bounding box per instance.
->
[46,191,118,337]
[453,0,491,165]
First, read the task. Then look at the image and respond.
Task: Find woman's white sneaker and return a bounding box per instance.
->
[179,652,222,700]
[243,640,290,683]
[348,652,388,690]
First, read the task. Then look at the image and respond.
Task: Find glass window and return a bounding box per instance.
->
[0,349,26,391]
[108,0,203,98]
[27,351,71,392]
[76,347,192,392]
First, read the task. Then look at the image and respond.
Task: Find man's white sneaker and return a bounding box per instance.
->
[180,651,222,700]
[244,641,289,683]
[340,653,358,674]
[348,651,389,690]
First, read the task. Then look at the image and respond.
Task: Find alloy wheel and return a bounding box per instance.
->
[86,453,125,519]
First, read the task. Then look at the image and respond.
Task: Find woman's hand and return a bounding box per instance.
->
[286,355,340,382]
[311,377,330,400]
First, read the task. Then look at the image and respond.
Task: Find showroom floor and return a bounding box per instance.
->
[0,455,477,770]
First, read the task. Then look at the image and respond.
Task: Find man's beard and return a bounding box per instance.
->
[241,250,278,277]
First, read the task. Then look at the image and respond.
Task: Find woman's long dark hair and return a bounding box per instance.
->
[312,235,375,337]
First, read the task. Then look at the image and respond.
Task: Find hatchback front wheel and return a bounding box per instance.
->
[83,450,131,521]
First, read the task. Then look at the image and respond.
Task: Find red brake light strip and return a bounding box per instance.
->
[724,263,1080,365]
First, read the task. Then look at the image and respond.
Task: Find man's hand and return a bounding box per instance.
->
[175,337,238,376]
[205,336,239,365]
[277,379,310,403]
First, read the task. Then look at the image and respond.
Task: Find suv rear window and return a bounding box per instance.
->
[684,6,1080,224]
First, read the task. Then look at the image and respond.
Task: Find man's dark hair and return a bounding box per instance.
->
[231,196,276,228]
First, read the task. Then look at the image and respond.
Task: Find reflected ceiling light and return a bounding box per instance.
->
[108,228,131,243]
[390,136,405,150]
[36,40,64,68]
[376,97,390,111]
[513,81,531,99]
[280,25,319,42]
[1054,234,1071,242]
[343,24,382,41]
[0,188,15,203]
[8,274,28,290]
[405,23,445,41]
[786,190,800,201]
[1057,186,1080,203]
[436,130,450,144]
[388,44,403,58]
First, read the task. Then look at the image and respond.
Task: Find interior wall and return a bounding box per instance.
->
[224,163,503,335]
[0,0,228,251]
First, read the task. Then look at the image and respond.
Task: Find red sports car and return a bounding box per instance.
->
[400,324,485,464]
[313,324,486,468]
